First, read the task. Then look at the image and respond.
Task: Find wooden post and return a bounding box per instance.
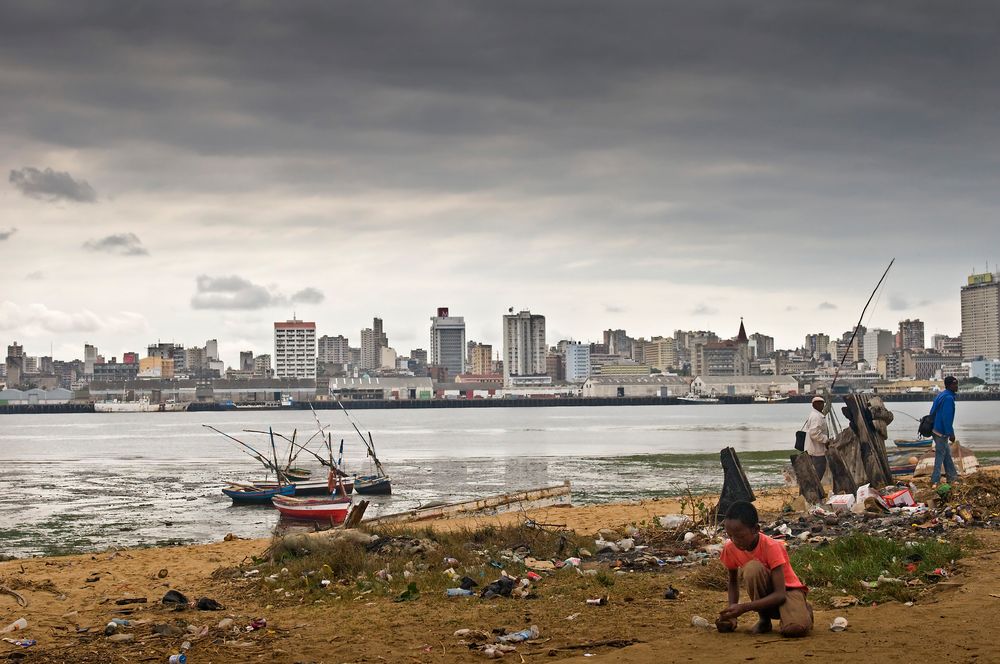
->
[714,447,755,520]
[791,453,825,504]
[844,394,892,487]
[826,447,858,496]
[343,500,370,529]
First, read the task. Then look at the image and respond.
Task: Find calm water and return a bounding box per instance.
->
[1,402,997,557]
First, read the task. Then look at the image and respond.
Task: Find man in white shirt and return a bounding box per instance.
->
[805,395,830,482]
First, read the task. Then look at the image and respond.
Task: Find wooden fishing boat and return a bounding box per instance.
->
[282,467,312,482]
[354,474,392,495]
[254,478,355,496]
[222,483,294,505]
[272,494,352,522]
[893,438,933,450]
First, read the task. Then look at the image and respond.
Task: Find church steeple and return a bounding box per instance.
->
[737,317,748,344]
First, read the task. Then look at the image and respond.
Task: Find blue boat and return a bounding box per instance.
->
[893,438,933,450]
[354,474,392,495]
[223,484,295,505]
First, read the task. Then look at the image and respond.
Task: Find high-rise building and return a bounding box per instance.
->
[932,334,963,356]
[674,330,719,376]
[239,351,255,372]
[470,343,493,375]
[430,307,466,377]
[863,328,895,366]
[253,354,273,378]
[84,343,98,376]
[701,320,750,376]
[603,329,632,358]
[748,333,774,360]
[804,334,831,359]
[274,318,317,378]
[205,339,219,361]
[318,335,350,364]
[503,310,546,384]
[545,352,565,381]
[898,319,925,351]
[563,342,591,382]
[643,337,677,372]
[360,317,388,370]
[961,272,1000,360]
[5,342,24,388]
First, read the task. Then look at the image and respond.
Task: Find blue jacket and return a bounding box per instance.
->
[930,390,956,437]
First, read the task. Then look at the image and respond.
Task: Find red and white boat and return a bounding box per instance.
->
[271,494,353,523]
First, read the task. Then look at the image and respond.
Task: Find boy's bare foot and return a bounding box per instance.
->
[750,618,773,634]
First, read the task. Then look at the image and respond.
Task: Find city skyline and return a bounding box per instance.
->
[3,3,999,362]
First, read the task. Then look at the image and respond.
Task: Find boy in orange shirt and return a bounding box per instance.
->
[716,501,812,637]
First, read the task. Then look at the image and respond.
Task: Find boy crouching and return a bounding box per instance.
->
[716,501,812,637]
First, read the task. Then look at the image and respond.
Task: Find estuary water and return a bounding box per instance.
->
[1,402,998,557]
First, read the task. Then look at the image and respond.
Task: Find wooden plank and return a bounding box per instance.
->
[364,481,572,526]
[343,500,370,529]
[791,453,825,504]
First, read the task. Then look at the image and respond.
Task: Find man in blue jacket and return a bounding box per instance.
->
[929,376,959,486]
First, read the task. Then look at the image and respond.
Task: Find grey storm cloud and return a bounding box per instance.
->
[190,276,324,310]
[888,294,932,311]
[691,304,718,316]
[9,167,97,203]
[191,275,277,310]
[0,228,16,241]
[290,287,325,305]
[818,302,837,310]
[83,233,148,256]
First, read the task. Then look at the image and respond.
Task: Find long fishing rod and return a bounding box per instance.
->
[829,258,895,396]
[244,428,336,470]
[335,398,375,452]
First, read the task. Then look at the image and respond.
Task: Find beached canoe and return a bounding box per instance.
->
[272,494,352,522]
[222,484,295,505]
[354,474,392,495]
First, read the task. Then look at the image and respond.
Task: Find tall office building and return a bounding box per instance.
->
[360,317,389,370]
[563,342,591,382]
[469,343,493,375]
[748,333,774,360]
[205,339,219,361]
[961,272,1000,360]
[274,318,317,378]
[84,343,98,376]
[863,328,895,366]
[318,335,351,364]
[643,337,677,372]
[503,310,546,383]
[804,333,831,359]
[239,351,254,372]
[429,307,467,376]
[898,319,925,351]
[603,329,632,358]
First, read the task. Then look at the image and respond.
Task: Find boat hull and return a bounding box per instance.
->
[254,479,354,496]
[893,439,933,449]
[272,495,352,522]
[223,484,295,505]
[354,475,392,495]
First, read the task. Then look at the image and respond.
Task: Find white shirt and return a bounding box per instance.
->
[805,408,829,457]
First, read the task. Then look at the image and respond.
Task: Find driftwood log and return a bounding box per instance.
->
[827,447,859,496]
[342,500,370,529]
[844,394,892,487]
[715,447,756,520]
[791,453,825,504]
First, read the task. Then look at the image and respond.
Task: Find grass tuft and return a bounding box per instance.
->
[791,533,964,606]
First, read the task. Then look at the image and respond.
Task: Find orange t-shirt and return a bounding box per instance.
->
[720,533,806,591]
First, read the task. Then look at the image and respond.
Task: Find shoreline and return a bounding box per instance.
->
[3,391,999,414]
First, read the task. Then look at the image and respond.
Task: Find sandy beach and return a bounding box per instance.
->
[2,477,998,664]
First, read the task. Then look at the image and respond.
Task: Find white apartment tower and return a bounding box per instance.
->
[274,318,317,379]
[863,328,895,366]
[503,309,546,384]
[563,342,591,383]
[430,307,466,376]
[961,272,1000,360]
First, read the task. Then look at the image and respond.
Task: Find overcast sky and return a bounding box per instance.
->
[2,1,998,365]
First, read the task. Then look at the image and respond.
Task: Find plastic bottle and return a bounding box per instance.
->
[0,618,27,634]
[168,655,187,664]
[445,587,474,597]
[691,615,711,629]
[496,625,539,643]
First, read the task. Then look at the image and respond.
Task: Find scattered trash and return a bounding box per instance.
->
[196,597,223,611]
[153,623,185,637]
[691,615,712,629]
[395,582,419,602]
[245,618,267,632]
[115,597,147,605]
[586,596,608,606]
[565,612,580,620]
[1,618,28,634]
[658,514,691,529]
[495,625,539,643]
[161,590,189,607]
[107,633,135,643]
[446,588,474,597]
[217,618,234,630]
[158,568,170,578]
[830,595,859,608]
[664,586,679,600]
[481,576,515,599]
[444,557,459,566]
[168,654,188,664]
[0,586,27,608]
[830,617,849,632]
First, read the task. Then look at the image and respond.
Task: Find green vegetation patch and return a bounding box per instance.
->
[791,533,967,606]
